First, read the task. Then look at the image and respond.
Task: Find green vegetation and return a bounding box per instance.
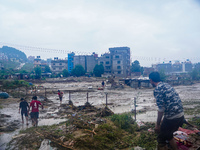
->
[0,46,27,62]
[110,113,138,133]
[159,69,167,81]
[131,60,141,73]
[44,65,51,73]
[62,69,69,77]
[93,64,104,77]
[34,66,42,79]
[20,63,34,72]
[190,68,200,80]
[0,60,20,70]
[2,80,31,89]
[71,65,85,77]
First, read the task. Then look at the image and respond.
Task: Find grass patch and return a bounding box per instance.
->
[110,113,138,133]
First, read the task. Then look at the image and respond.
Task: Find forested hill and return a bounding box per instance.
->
[0,46,27,62]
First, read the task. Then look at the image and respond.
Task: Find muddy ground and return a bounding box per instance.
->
[0,78,200,149]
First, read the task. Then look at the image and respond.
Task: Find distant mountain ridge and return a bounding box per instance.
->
[0,46,27,62]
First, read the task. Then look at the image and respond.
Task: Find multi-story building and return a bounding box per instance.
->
[172,61,182,72]
[98,53,111,74]
[34,56,41,68]
[152,59,194,74]
[68,52,75,73]
[194,62,200,70]
[156,62,172,74]
[33,56,48,72]
[98,47,130,77]
[184,60,193,72]
[51,57,68,74]
[69,53,98,73]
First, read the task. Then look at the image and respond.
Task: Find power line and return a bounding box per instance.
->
[0,41,199,63]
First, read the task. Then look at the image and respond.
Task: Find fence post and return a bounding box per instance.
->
[134,97,136,121]
[69,91,72,104]
[35,86,36,96]
[45,88,46,99]
[87,92,89,103]
[106,93,108,108]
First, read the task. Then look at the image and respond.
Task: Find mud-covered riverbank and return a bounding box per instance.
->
[0,79,200,149]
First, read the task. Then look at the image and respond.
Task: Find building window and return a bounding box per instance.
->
[100,61,104,64]
[106,66,110,69]
[117,61,120,64]
[115,55,119,58]
[105,56,109,58]
[118,71,121,74]
[59,67,62,70]
[60,63,62,65]
[106,61,109,64]
[117,66,121,69]
[53,63,55,65]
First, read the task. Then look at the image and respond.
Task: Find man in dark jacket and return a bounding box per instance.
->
[19,98,30,125]
[149,72,184,150]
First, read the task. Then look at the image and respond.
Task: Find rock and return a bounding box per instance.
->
[0,92,9,99]
[39,139,57,150]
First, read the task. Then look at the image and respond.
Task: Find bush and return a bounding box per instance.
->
[2,80,30,89]
[110,113,138,133]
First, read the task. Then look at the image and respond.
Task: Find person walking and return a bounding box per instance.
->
[57,90,63,104]
[102,81,105,89]
[19,98,29,125]
[29,96,43,127]
[149,71,184,150]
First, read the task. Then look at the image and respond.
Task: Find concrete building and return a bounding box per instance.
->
[98,53,112,74]
[34,56,41,68]
[69,53,98,73]
[68,52,75,73]
[33,56,48,72]
[156,62,172,74]
[51,57,68,74]
[98,47,130,77]
[184,60,193,72]
[109,47,130,77]
[172,61,182,72]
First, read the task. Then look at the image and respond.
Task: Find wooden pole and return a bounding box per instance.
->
[69,91,71,101]
[134,97,136,121]
[87,92,89,103]
[35,86,36,96]
[106,93,108,108]
[45,88,46,99]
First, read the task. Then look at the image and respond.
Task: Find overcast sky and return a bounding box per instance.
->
[0,0,200,67]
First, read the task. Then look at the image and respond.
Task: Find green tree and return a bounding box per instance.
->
[62,69,69,77]
[131,60,141,72]
[190,69,199,80]
[44,65,51,73]
[34,67,41,79]
[93,64,104,77]
[21,63,34,72]
[71,65,85,77]
[159,69,167,81]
